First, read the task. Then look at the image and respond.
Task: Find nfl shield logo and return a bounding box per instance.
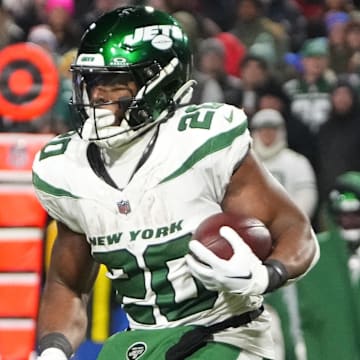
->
[117,200,131,214]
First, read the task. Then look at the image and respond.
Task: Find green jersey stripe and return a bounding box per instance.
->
[32,172,79,198]
[160,121,247,184]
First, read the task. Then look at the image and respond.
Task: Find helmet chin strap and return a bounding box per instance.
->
[173,79,197,105]
[135,57,181,100]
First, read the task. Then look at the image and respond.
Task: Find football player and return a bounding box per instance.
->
[266,172,360,359]
[33,6,319,360]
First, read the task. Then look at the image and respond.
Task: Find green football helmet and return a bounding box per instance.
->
[71,6,193,144]
[329,172,360,213]
[328,172,360,247]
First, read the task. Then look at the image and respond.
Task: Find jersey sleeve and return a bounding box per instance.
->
[186,103,251,203]
[32,135,85,234]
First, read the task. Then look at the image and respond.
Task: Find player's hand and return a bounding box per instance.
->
[37,348,68,360]
[185,226,269,295]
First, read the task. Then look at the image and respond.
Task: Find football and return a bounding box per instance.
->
[192,212,272,261]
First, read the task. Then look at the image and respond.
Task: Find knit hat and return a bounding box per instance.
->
[198,38,225,58]
[329,172,360,213]
[45,0,75,16]
[216,32,246,77]
[325,11,350,32]
[27,25,58,52]
[251,109,285,129]
[300,37,329,58]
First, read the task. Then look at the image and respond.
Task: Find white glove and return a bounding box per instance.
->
[185,226,269,296]
[37,348,68,360]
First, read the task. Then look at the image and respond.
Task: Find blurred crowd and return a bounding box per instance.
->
[1,0,360,359]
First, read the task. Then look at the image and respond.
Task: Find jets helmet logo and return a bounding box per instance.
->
[123,25,184,47]
[126,342,147,360]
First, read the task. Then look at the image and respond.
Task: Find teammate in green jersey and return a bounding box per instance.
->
[33,6,319,360]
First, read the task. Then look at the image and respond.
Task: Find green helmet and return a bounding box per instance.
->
[328,172,360,246]
[329,172,360,213]
[71,6,193,143]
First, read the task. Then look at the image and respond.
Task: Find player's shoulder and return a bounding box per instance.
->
[32,130,87,186]
[171,102,248,137]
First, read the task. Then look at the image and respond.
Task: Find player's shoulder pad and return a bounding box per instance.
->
[162,102,249,156]
[32,131,86,189]
[175,102,248,134]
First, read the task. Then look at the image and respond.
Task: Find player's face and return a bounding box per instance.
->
[86,73,138,124]
[336,211,360,230]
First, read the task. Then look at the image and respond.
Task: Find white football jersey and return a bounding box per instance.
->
[32,103,274,358]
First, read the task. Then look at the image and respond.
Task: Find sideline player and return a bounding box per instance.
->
[33,6,319,360]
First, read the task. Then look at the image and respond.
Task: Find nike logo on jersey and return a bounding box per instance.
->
[225,272,253,280]
[224,109,234,123]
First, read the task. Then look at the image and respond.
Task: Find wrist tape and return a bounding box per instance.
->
[38,332,73,359]
[263,259,289,293]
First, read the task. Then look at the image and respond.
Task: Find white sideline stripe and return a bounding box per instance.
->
[0,133,54,143]
[0,184,36,191]
[0,273,39,284]
[0,318,35,329]
[0,170,32,182]
[0,227,43,239]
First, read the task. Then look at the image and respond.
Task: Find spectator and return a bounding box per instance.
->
[195,37,243,106]
[239,54,276,116]
[326,11,351,74]
[316,78,360,212]
[255,82,317,173]
[344,19,360,73]
[1,0,39,35]
[263,0,307,52]
[0,1,25,49]
[27,24,58,56]
[171,10,202,51]
[44,0,82,54]
[250,109,318,220]
[283,37,337,134]
[324,0,360,16]
[230,0,289,71]
[215,32,247,78]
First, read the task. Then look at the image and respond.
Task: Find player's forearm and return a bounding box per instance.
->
[268,215,318,280]
[37,280,89,353]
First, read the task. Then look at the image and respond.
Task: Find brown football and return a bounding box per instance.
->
[192,212,272,260]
